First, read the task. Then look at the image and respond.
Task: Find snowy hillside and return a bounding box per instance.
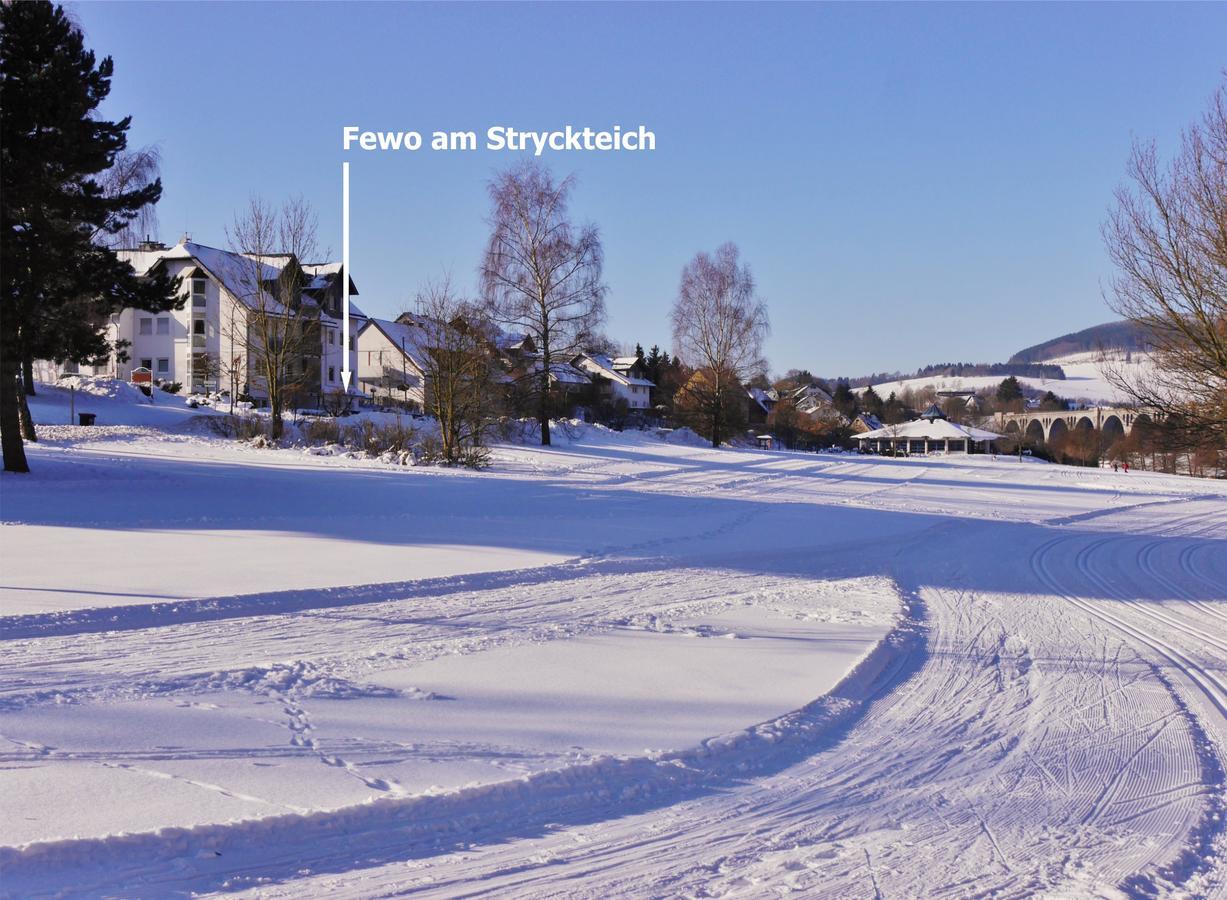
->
[867,349,1154,405]
[2,383,1225,898]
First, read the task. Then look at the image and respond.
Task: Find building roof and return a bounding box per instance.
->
[543,361,592,385]
[574,353,654,387]
[747,387,777,414]
[359,317,434,371]
[119,240,366,319]
[496,332,533,351]
[856,418,1002,442]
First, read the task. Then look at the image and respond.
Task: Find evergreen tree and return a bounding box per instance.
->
[832,378,857,420]
[634,342,644,361]
[644,344,662,382]
[860,385,884,418]
[996,376,1024,405]
[882,391,906,424]
[1039,390,1067,411]
[1,1,179,472]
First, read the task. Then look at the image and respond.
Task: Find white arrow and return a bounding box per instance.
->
[341,160,352,392]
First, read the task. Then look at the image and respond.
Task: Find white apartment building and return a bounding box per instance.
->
[58,239,365,405]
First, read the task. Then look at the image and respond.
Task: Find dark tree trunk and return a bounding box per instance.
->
[538,351,551,447]
[18,389,37,442]
[1,353,30,473]
[22,354,35,396]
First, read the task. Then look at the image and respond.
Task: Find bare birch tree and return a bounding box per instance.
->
[226,196,322,440]
[480,160,606,446]
[1103,80,1227,445]
[97,147,163,249]
[412,278,497,466]
[670,242,770,447]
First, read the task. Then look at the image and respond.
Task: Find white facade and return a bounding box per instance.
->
[355,318,427,406]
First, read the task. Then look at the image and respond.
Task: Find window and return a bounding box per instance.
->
[156,358,169,374]
[328,366,336,383]
[139,318,153,335]
[139,358,153,370]
[191,276,207,296]
[156,318,170,335]
[193,319,205,335]
[327,331,335,345]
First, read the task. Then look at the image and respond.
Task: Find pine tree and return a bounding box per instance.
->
[0,1,179,472]
[832,379,857,420]
[996,376,1024,405]
[861,385,884,418]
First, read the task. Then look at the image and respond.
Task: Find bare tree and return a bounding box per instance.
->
[670,243,770,447]
[480,160,606,446]
[226,197,323,440]
[96,147,163,249]
[1103,79,1227,446]
[412,278,498,465]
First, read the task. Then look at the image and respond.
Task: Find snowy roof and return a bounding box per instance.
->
[301,261,359,296]
[855,418,1003,442]
[496,332,532,351]
[574,353,654,387]
[539,361,592,385]
[747,387,777,414]
[360,318,434,370]
[120,241,364,317]
[792,383,833,404]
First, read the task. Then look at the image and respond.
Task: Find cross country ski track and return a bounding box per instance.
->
[2,436,1225,898]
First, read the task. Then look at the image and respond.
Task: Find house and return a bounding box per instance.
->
[746,387,778,426]
[543,361,595,400]
[572,353,654,410]
[849,413,883,435]
[51,238,365,405]
[791,383,834,416]
[610,355,653,382]
[354,315,430,407]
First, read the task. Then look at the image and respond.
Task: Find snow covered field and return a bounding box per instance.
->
[2,383,1226,898]
[868,350,1155,405]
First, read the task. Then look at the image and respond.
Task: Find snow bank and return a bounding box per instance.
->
[0,595,919,883]
[58,375,149,403]
[660,426,709,447]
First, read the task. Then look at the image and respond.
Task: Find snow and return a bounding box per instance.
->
[855,417,1002,442]
[866,350,1157,405]
[2,379,1226,898]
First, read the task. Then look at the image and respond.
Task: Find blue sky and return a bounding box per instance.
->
[74,1,1226,376]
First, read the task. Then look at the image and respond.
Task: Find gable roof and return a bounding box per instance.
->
[574,353,654,387]
[359,317,433,371]
[120,240,365,319]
